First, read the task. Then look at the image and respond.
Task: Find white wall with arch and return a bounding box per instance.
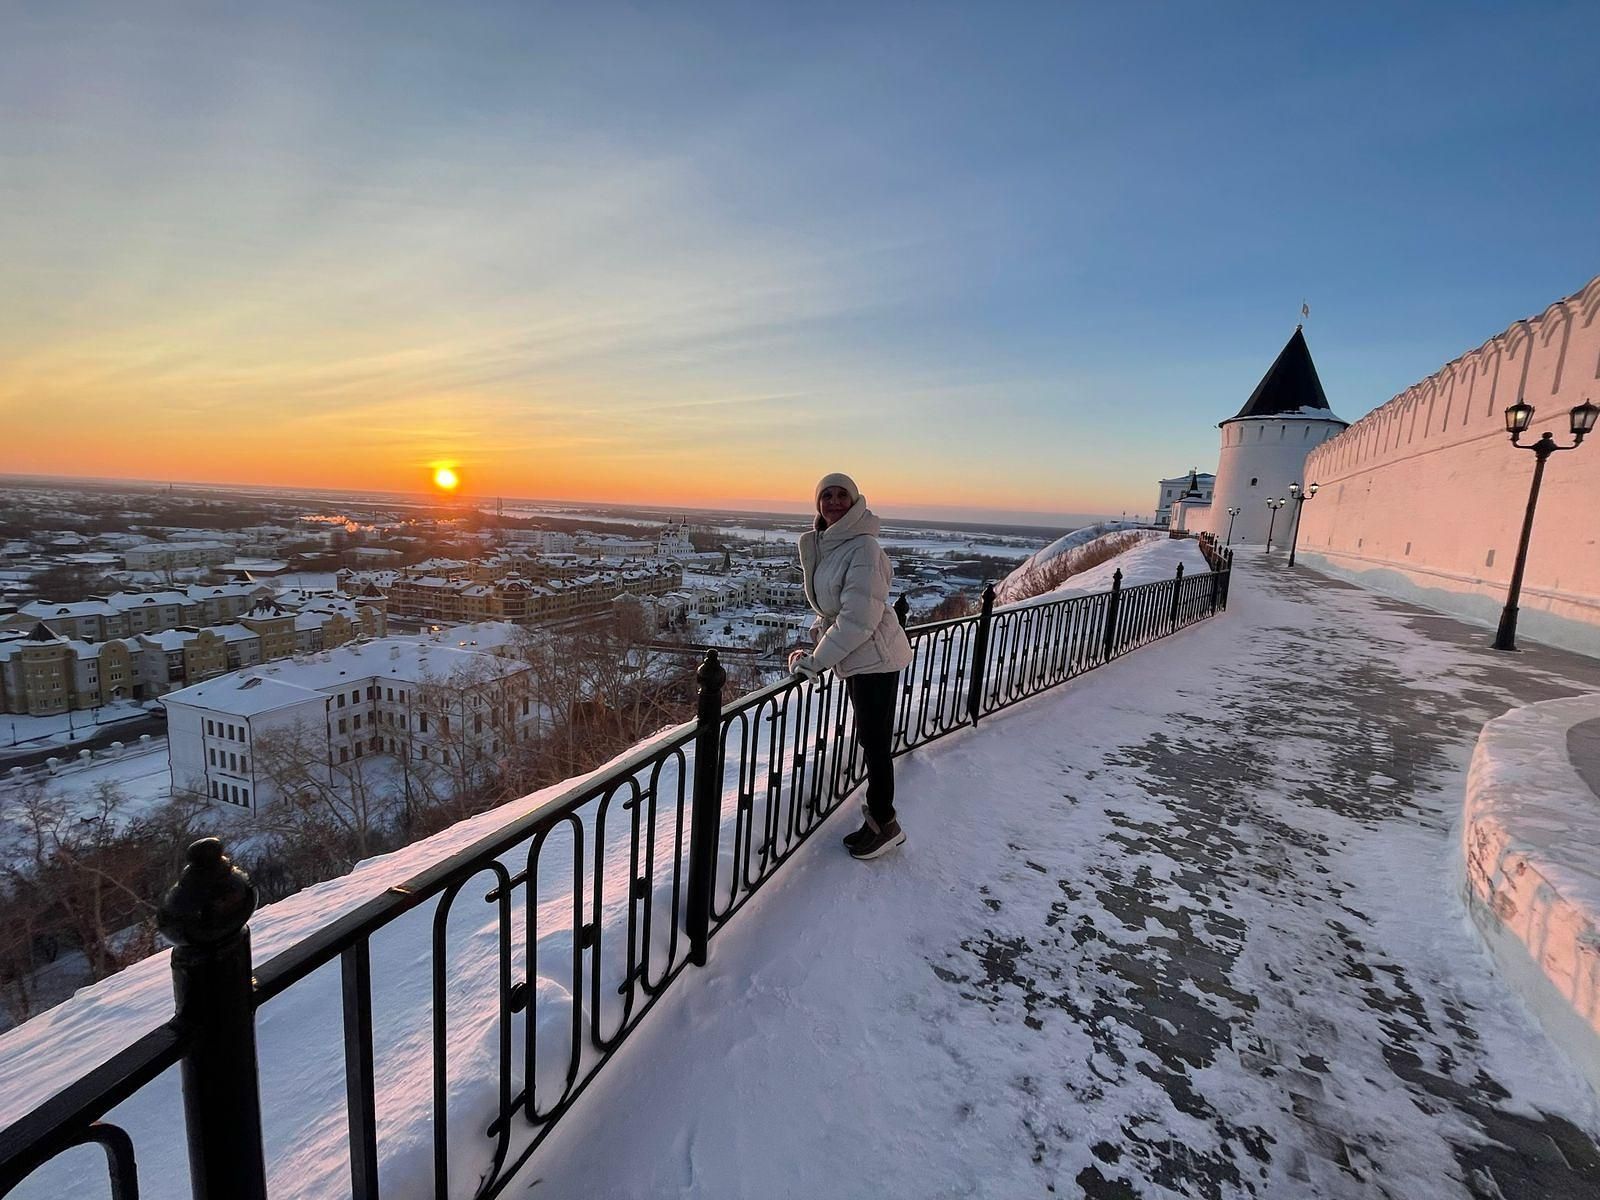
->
[1295,275,1600,656]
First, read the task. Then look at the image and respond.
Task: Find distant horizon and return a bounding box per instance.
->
[0,471,1128,532]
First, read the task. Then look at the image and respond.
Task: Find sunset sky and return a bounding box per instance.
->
[3,3,1597,523]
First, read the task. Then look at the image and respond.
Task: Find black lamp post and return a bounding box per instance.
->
[1492,397,1598,650]
[1224,506,1241,546]
[1286,481,1319,567]
[1265,498,1287,552]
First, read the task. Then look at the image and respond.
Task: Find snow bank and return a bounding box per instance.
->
[1462,693,1600,1095]
[1005,534,1213,609]
[999,519,1147,591]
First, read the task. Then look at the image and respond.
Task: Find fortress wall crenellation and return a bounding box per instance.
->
[1297,274,1600,655]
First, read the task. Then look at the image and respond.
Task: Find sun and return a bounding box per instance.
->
[433,466,460,492]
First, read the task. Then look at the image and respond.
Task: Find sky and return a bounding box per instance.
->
[2,2,1597,524]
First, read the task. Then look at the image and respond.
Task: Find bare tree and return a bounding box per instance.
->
[250,720,401,878]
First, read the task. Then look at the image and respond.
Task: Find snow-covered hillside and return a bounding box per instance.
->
[1002,532,1212,608]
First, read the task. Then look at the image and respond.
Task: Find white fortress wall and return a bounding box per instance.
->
[1295,275,1600,656]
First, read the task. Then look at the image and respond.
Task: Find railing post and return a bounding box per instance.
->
[1221,550,1233,608]
[964,583,996,726]
[685,649,726,967]
[894,595,909,628]
[1101,568,1123,660]
[1208,561,1221,614]
[158,838,267,1200]
[1170,562,1184,631]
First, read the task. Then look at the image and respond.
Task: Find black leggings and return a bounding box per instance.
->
[846,671,899,826]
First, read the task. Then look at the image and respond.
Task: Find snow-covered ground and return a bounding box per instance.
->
[0,739,179,850]
[8,551,1600,1197]
[0,701,150,754]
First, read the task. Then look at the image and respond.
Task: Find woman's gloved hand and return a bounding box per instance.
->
[789,652,822,682]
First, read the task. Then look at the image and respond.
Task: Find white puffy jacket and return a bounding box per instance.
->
[798,497,915,678]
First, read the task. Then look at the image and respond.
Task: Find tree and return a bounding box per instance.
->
[250,720,402,881]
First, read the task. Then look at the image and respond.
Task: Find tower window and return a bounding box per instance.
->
[1250,477,1258,486]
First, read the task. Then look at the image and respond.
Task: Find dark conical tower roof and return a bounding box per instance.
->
[1225,327,1333,422]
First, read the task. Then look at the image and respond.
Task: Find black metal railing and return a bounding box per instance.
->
[0,555,1230,1200]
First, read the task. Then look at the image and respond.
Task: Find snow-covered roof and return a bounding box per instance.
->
[108,590,191,609]
[163,674,328,718]
[139,629,200,651]
[212,624,262,643]
[21,600,115,619]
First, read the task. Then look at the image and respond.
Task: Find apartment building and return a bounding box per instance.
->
[7,583,269,642]
[0,590,392,711]
[0,625,141,715]
[380,563,682,627]
[123,541,235,571]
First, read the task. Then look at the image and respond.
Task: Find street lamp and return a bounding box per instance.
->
[1265,498,1287,552]
[1224,506,1241,545]
[1492,397,1598,650]
[1286,482,1319,567]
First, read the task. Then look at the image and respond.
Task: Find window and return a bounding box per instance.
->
[367,686,376,700]
[339,718,347,734]
[420,713,428,732]
[387,687,394,701]
[240,755,247,771]
[206,719,215,735]
[338,694,346,708]
[353,715,362,730]
[400,690,407,702]
[210,780,218,798]
[241,788,249,805]
[340,747,350,763]
[209,748,216,765]
[474,715,482,734]
[351,690,359,704]
[354,743,363,758]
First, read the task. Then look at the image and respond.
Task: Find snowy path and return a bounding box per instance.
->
[521,553,1600,1199]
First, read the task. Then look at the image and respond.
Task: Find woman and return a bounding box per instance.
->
[789,472,915,859]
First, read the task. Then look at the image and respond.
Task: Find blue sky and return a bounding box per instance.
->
[2,2,1596,523]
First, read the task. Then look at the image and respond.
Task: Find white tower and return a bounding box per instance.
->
[1208,328,1347,546]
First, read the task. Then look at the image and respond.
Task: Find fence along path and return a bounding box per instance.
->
[0,545,1231,1200]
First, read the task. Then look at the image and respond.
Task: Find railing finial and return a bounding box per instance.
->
[158,838,257,950]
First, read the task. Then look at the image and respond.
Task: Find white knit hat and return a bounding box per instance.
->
[814,472,860,509]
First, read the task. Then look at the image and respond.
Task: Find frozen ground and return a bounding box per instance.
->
[0,701,150,755]
[524,554,1600,1199]
[0,739,179,853]
[9,553,1600,1198]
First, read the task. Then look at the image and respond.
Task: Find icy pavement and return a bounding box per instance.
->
[522,552,1600,1199]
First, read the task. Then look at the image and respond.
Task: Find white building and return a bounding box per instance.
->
[504,529,576,553]
[1204,327,1349,546]
[123,542,234,571]
[163,630,537,815]
[1154,472,1215,527]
